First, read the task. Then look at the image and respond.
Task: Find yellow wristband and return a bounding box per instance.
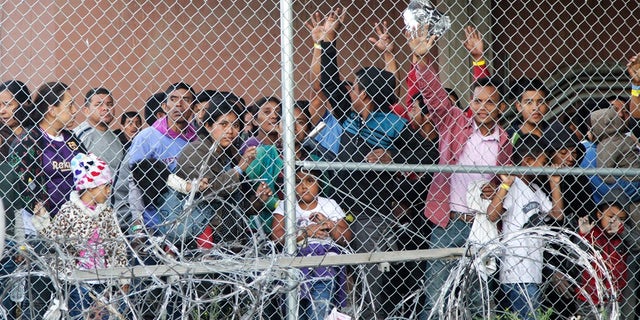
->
[313,43,322,50]
[500,183,510,191]
[632,85,640,97]
[472,59,486,67]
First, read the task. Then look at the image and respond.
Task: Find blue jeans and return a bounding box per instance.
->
[301,278,334,320]
[420,220,472,320]
[501,283,540,320]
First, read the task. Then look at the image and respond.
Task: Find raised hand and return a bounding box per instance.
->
[578,216,595,234]
[305,223,329,239]
[498,173,515,187]
[255,182,273,202]
[463,26,484,61]
[238,146,257,171]
[305,12,326,44]
[406,25,437,57]
[480,181,497,200]
[369,21,396,54]
[548,163,562,185]
[607,216,623,235]
[305,8,345,43]
[324,7,345,42]
[627,53,640,85]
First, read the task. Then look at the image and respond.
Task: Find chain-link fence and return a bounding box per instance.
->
[1,0,640,319]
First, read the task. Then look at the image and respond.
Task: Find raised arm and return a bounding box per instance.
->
[369,21,399,95]
[307,12,334,126]
[318,8,352,122]
[487,174,515,222]
[627,54,640,119]
[547,174,564,221]
[463,26,490,80]
[405,26,457,128]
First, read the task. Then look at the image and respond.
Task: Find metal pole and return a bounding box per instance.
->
[279,0,298,319]
[297,160,640,177]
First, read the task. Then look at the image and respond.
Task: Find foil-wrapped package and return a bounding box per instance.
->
[403,0,451,38]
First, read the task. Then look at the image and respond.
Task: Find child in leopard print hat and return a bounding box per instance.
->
[37,152,128,319]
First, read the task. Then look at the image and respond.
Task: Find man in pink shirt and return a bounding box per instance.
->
[408,30,512,318]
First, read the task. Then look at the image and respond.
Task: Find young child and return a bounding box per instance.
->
[271,168,352,320]
[575,188,629,318]
[488,134,564,319]
[36,153,128,319]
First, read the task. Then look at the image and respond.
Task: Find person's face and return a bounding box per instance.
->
[294,107,309,143]
[408,99,423,123]
[123,116,142,140]
[408,99,431,126]
[163,88,194,125]
[55,91,78,128]
[523,153,548,168]
[206,112,240,149]
[551,147,578,167]
[92,183,112,204]
[516,90,548,126]
[348,81,367,114]
[470,86,502,126]
[253,101,280,134]
[295,171,320,204]
[85,93,115,126]
[597,205,627,235]
[610,99,629,122]
[0,90,20,128]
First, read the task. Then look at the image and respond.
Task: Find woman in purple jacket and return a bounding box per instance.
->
[10,82,84,219]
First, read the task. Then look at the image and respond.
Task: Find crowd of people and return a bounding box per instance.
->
[0,7,640,320]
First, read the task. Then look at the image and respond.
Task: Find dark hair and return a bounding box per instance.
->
[355,66,398,112]
[131,159,170,208]
[32,82,69,125]
[202,99,241,127]
[120,111,141,126]
[144,92,166,126]
[510,78,548,102]
[606,95,629,104]
[471,77,505,102]
[0,80,33,127]
[445,87,461,109]
[163,82,196,102]
[294,100,312,133]
[212,91,246,109]
[196,89,219,104]
[248,96,281,135]
[569,98,608,139]
[295,166,322,182]
[252,96,281,110]
[84,87,112,105]
[197,98,242,137]
[512,133,548,165]
[409,92,427,114]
